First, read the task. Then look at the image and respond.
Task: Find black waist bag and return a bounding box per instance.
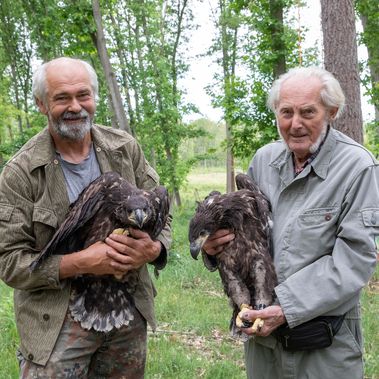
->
[273,315,345,351]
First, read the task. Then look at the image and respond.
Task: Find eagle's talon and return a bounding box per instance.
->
[242,320,254,328]
[114,273,124,280]
[112,228,130,236]
[236,304,252,328]
[255,303,267,310]
[251,317,265,333]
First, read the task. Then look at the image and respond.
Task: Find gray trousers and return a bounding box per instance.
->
[244,318,364,379]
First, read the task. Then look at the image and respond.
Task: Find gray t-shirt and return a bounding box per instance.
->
[57,144,101,203]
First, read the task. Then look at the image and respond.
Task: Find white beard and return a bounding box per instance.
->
[49,109,92,141]
[277,119,328,154]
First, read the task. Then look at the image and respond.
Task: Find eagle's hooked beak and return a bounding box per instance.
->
[190,233,210,260]
[131,209,147,228]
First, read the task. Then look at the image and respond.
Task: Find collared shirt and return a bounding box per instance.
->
[293,127,330,177]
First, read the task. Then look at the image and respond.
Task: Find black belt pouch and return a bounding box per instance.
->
[274,315,345,351]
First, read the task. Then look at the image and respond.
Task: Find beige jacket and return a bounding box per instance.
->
[0,124,171,365]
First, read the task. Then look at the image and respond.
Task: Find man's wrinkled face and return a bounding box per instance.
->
[38,62,96,141]
[276,76,335,160]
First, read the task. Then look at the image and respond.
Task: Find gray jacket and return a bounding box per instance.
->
[244,128,378,379]
[0,125,172,365]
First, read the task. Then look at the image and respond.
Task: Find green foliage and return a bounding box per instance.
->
[207,0,320,162]
[364,121,379,157]
[179,118,227,169]
[0,284,19,378]
[355,0,379,123]
[0,125,43,170]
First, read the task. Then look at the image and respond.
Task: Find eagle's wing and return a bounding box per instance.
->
[235,173,260,192]
[29,172,120,271]
[149,185,170,239]
[235,173,271,215]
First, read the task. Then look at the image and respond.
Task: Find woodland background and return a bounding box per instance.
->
[0,0,378,200]
[0,1,379,378]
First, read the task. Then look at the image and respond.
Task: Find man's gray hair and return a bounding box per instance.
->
[32,57,99,103]
[267,66,345,119]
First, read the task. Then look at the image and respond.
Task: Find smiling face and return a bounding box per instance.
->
[276,76,337,163]
[37,60,96,141]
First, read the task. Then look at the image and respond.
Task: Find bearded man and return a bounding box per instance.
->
[0,57,171,378]
[202,67,379,379]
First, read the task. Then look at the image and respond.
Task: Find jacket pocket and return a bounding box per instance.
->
[32,207,58,250]
[0,203,14,221]
[289,207,340,265]
[298,206,339,226]
[361,208,379,227]
[33,207,58,228]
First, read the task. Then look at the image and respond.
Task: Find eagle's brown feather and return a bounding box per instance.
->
[30,171,169,332]
[188,173,277,336]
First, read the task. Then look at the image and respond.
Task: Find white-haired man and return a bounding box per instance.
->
[203,67,378,378]
[0,57,171,378]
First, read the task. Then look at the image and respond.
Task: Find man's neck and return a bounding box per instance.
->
[51,131,92,164]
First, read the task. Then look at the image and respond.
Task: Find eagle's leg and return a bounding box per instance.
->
[238,258,276,333]
[218,267,252,329]
[236,304,252,328]
[252,258,275,310]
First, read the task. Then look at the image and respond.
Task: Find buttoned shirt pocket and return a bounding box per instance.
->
[298,207,339,226]
[289,207,340,270]
[32,207,58,250]
[361,208,379,227]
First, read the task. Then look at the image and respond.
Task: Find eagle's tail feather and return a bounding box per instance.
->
[69,283,135,332]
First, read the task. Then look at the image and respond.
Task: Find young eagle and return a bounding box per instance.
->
[188,173,277,335]
[30,171,169,332]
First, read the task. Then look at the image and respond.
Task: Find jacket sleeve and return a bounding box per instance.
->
[0,165,63,291]
[275,164,379,327]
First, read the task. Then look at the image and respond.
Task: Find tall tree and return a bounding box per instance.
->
[321,0,363,143]
[0,0,33,132]
[92,0,131,134]
[218,0,240,192]
[207,0,305,170]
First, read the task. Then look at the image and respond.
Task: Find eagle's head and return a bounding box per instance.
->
[188,191,226,260]
[114,194,152,229]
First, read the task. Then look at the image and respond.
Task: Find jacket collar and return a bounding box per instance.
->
[29,124,126,172]
[269,127,337,183]
[29,127,57,172]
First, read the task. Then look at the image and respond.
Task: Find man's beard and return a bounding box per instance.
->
[309,121,328,154]
[49,109,93,141]
[277,120,328,154]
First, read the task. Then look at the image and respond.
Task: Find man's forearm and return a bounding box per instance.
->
[59,251,87,279]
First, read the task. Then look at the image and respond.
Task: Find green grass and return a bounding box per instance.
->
[0,172,378,378]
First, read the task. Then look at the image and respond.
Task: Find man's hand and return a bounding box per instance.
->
[202,229,235,255]
[60,241,124,279]
[105,228,161,272]
[239,305,286,337]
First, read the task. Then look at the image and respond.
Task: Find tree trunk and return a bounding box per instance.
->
[269,0,286,78]
[226,122,235,193]
[108,10,136,136]
[91,0,131,134]
[321,0,363,143]
[219,0,237,193]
